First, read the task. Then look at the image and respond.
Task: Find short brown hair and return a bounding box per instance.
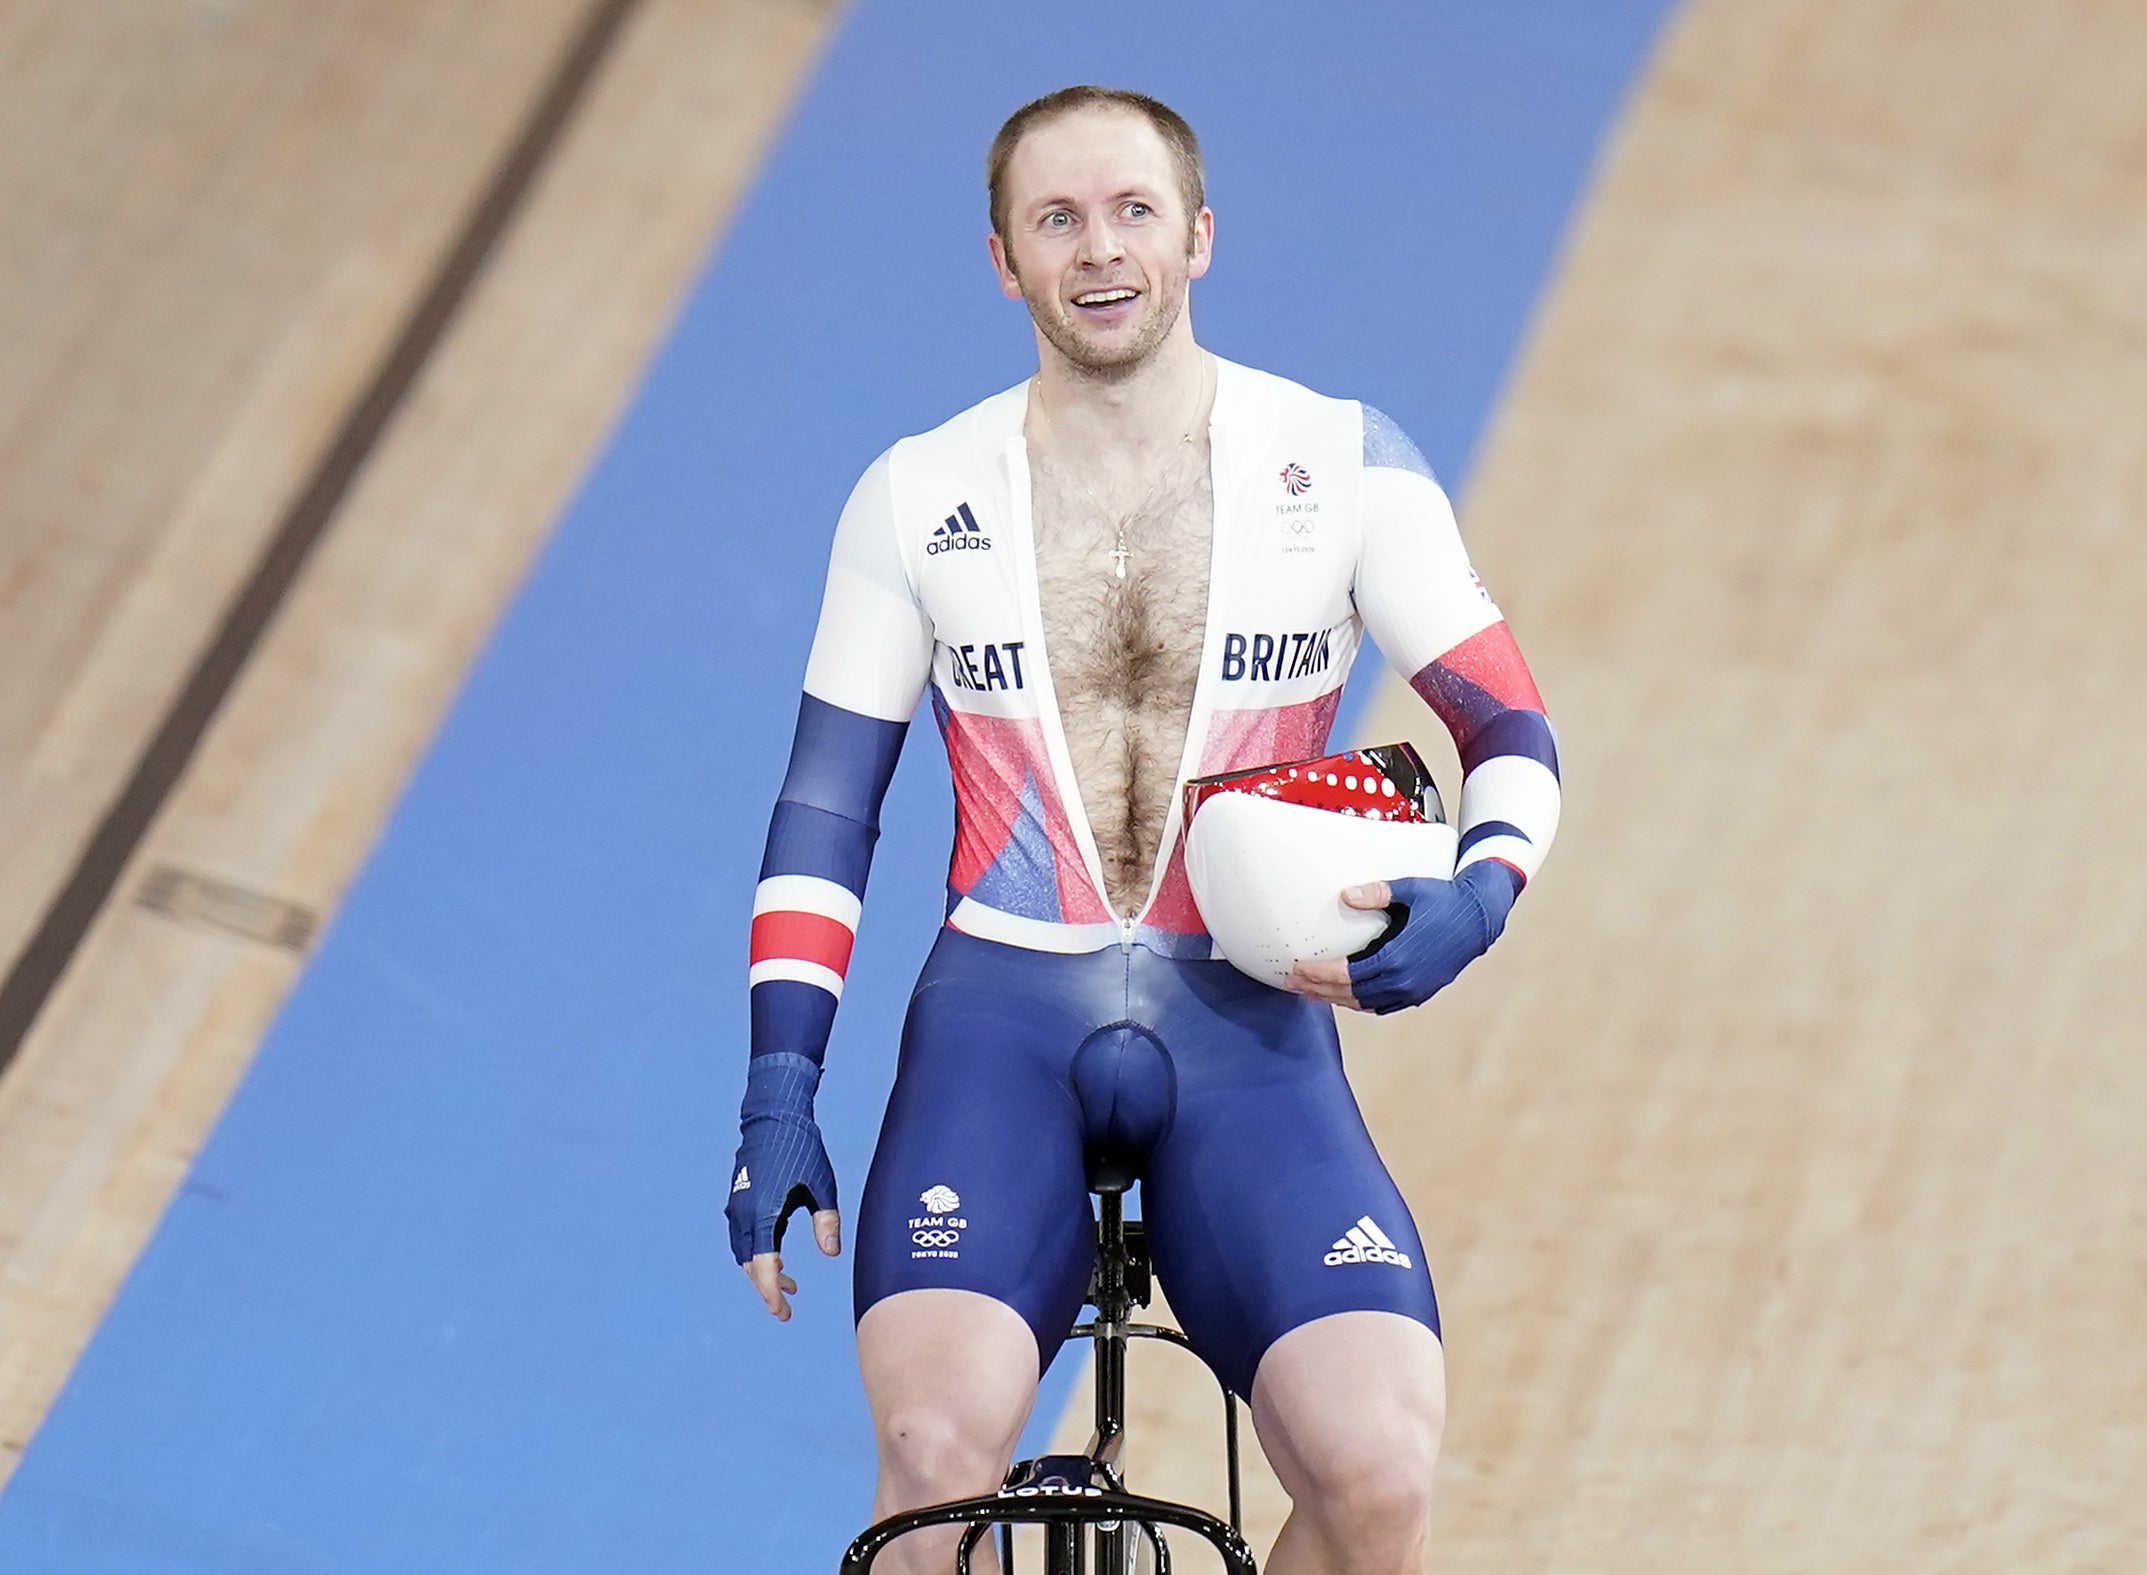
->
[987,86,1205,242]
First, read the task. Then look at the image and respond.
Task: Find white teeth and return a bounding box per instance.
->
[1076,288,1137,305]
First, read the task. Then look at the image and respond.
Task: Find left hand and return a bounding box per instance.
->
[1285,862,1518,1014]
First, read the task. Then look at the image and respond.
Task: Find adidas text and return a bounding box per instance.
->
[1324,1241,1413,1267]
[1324,1215,1413,1268]
[928,501,992,555]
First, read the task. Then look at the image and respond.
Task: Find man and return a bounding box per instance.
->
[725,87,1561,1574]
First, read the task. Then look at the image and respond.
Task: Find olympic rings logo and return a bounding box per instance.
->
[912,1228,961,1248]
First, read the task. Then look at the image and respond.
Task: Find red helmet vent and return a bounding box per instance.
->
[1183,742,1445,828]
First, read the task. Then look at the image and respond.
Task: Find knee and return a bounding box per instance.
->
[875,1400,1017,1503]
[1297,1395,1444,1542]
[1331,1446,1437,1540]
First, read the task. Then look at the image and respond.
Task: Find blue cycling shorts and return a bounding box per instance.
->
[854,928,1439,1401]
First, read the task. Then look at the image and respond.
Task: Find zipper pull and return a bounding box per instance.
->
[1120,914,1137,953]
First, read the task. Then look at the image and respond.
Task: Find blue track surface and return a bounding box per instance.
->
[0,4,1673,1569]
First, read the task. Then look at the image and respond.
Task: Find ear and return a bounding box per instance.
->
[987,231,1024,300]
[1186,207,1215,282]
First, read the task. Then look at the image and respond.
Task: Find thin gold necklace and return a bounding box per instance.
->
[1031,357,1212,579]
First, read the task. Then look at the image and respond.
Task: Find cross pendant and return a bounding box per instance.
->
[1110,542,1130,579]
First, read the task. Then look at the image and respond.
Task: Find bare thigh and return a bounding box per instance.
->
[1251,1310,1446,1527]
[856,1288,1041,1573]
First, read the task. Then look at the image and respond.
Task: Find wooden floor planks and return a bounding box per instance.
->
[0,0,607,984]
[0,0,833,1483]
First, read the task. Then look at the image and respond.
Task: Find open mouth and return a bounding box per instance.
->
[1072,286,1141,315]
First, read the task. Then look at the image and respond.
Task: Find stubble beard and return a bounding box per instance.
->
[1022,256,1192,381]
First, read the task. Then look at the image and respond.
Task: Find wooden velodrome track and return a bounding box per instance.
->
[3,1,2143,1570]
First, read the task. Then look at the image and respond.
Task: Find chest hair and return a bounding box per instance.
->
[1030,438,1213,915]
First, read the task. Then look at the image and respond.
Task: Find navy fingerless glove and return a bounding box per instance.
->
[1346,862,1521,1015]
[724,1051,837,1263]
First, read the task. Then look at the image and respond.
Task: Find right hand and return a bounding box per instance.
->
[740,1203,842,1322]
[1285,863,1515,1015]
[725,1051,844,1320]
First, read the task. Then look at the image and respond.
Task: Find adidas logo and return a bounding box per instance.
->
[927,501,992,555]
[731,1165,750,1194]
[1324,1215,1412,1268]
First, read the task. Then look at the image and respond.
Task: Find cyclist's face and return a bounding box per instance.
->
[991,109,1212,375]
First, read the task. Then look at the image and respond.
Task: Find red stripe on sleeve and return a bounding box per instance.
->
[749,910,857,976]
[1438,623,1545,713]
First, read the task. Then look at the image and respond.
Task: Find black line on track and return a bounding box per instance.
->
[0,0,647,1077]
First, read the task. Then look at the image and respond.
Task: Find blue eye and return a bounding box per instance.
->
[1126,202,1152,219]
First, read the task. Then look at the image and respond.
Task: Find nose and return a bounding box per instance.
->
[1070,1021,1177,1190]
[1075,213,1125,268]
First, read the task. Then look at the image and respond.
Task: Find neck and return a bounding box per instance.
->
[1029,326,1209,458]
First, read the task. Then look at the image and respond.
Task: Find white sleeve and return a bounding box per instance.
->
[801,452,934,723]
[1352,406,1560,887]
[1353,461,1504,676]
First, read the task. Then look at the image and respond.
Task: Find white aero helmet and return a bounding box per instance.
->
[1182,743,1458,990]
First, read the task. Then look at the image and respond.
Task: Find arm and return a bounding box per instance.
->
[1289,407,1562,1014]
[726,454,933,1312]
